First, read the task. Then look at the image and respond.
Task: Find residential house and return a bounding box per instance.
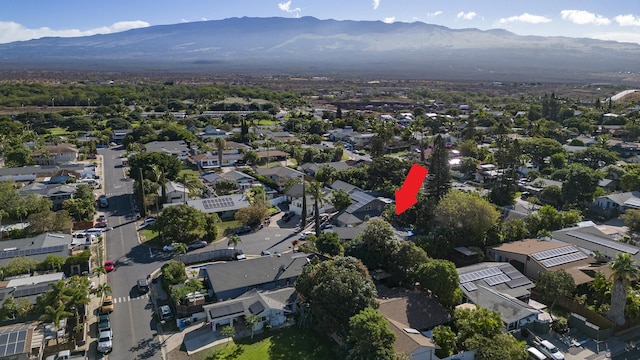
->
[162,181,188,204]
[0,323,44,360]
[611,142,640,158]
[334,188,393,227]
[519,178,564,198]
[593,191,640,214]
[328,127,355,142]
[145,140,189,160]
[255,166,305,191]
[330,180,363,194]
[376,286,450,360]
[0,164,86,183]
[487,238,602,285]
[203,171,257,191]
[202,253,309,301]
[172,194,251,221]
[347,132,375,148]
[32,143,79,166]
[0,233,76,273]
[0,273,65,309]
[552,222,640,264]
[19,183,77,210]
[457,262,540,332]
[396,113,414,127]
[202,287,298,331]
[111,129,133,143]
[192,152,242,169]
[255,150,289,163]
[299,161,351,176]
[475,164,500,184]
[284,183,315,217]
[326,224,367,242]
[200,126,233,140]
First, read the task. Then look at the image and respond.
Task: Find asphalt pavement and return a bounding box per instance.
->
[99,147,165,360]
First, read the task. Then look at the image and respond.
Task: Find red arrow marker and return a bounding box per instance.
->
[395,164,429,215]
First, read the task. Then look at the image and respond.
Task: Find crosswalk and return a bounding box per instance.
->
[113,294,150,304]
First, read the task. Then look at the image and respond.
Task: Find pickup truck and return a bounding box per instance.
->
[45,349,87,360]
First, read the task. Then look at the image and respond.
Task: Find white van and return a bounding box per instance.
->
[539,340,564,360]
[527,347,547,360]
[84,228,104,235]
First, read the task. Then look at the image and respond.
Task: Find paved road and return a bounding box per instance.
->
[208,216,300,256]
[99,147,165,360]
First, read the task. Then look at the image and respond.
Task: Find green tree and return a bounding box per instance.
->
[309,181,326,236]
[570,147,618,169]
[0,296,18,321]
[39,304,73,347]
[525,205,582,235]
[454,306,503,344]
[464,333,526,360]
[347,307,396,360]
[4,257,39,277]
[245,314,261,339]
[214,137,227,168]
[415,259,462,308]
[562,164,603,210]
[315,232,343,256]
[234,204,269,227]
[220,325,236,347]
[521,137,563,168]
[161,260,187,288]
[536,269,576,316]
[347,218,400,272]
[295,256,378,338]
[432,325,457,358]
[388,242,429,287]
[154,204,208,244]
[621,209,640,232]
[95,283,112,300]
[434,190,500,246]
[426,135,451,202]
[243,150,260,165]
[227,234,242,249]
[331,189,352,211]
[607,253,638,325]
[40,255,65,272]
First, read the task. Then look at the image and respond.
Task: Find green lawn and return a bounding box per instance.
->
[217,220,241,240]
[50,127,71,136]
[139,229,159,243]
[201,326,337,360]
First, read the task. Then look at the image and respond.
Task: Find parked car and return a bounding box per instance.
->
[281,211,295,222]
[97,330,113,353]
[260,250,271,256]
[159,305,173,322]
[162,243,180,252]
[98,194,109,208]
[139,217,156,230]
[100,295,114,314]
[103,261,114,272]
[537,340,564,360]
[299,231,316,240]
[235,225,251,234]
[84,228,103,235]
[320,223,333,229]
[98,314,111,333]
[187,241,208,252]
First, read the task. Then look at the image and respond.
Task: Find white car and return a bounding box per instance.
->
[139,217,157,229]
[97,330,113,353]
[299,231,316,240]
[162,243,180,252]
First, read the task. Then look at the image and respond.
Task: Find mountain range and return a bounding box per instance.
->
[1,16,639,82]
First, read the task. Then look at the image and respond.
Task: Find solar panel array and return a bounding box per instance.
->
[0,324,29,357]
[0,245,66,260]
[459,267,502,283]
[541,252,588,268]
[566,231,640,255]
[463,283,478,292]
[13,283,53,298]
[506,277,533,289]
[202,197,235,210]
[502,267,524,279]
[531,246,578,260]
[485,274,511,286]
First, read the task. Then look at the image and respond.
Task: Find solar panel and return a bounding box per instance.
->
[13,283,52,298]
[0,326,29,357]
[202,197,236,210]
[506,277,533,288]
[531,246,578,260]
[566,231,639,255]
[0,245,66,261]
[540,252,588,268]
[463,283,478,292]
[485,274,511,286]
[459,267,502,283]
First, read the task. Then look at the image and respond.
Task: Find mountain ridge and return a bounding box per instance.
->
[1,16,639,82]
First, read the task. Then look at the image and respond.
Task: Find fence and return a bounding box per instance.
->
[177,248,244,265]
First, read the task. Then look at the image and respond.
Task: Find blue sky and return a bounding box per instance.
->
[1,0,639,44]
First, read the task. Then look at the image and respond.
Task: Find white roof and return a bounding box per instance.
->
[7,272,65,287]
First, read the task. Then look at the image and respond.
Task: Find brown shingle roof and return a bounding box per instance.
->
[377,286,450,331]
[488,238,567,255]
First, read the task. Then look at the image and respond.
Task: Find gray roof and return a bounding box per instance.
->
[552,225,640,263]
[144,140,188,154]
[204,253,309,295]
[221,170,255,183]
[175,194,250,214]
[327,225,367,241]
[255,165,304,179]
[465,285,540,326]
[330,180,362,194]
[597,191,640,206]
[19,183,76,197]
[0,164,86,177]
[345,190,376,213]
[203,287,298,321]
[0,233,71,267]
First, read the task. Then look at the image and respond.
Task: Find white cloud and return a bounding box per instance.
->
[427,11,443,18]
[180,18,189,23]
[0,20,150,44]
[457,11,477,21]
[561,10,610,26]
[615,14,640,27]
[278,1,301,17]
[383,17,395,24]
[497,13,551,25]
[372,0,380,10]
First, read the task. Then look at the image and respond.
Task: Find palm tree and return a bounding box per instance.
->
[43,280,70,307]
[214,137,226,168]
[308,181,326,236]
[65,287,90,320]
[147,164,165,214]
[245,314,261,339]
[95,283,112,301]
[39,304,73,347]
[607,253,638,325]
[176,173,201,204]
[227,234,242,249]
[220,325,236,347]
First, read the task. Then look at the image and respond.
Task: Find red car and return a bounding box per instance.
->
[104,261,115,272]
